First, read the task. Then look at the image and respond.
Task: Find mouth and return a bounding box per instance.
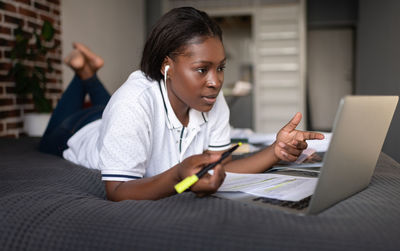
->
[202,94,218,105]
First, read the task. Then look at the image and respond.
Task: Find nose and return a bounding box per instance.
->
[206,70,223,89]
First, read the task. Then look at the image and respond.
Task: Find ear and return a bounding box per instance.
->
[161,57,173,76]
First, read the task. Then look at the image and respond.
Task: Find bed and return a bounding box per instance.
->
[1,137,400,250]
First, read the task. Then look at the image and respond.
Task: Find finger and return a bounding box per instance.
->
[204,164,225,192]
[190,173,211,192]
[210,164,226,185]
[195,192,207,198]
[299,131,325,140]
[290,140,308,150]
[191,164,225,194]
[191,153,221,167]
[282,112,302,132]
[280,150,299,162]
[206,153,221,164]
[278,142,302,156]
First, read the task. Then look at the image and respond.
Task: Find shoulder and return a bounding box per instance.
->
[107,70,161,111]
[114,71,158,99]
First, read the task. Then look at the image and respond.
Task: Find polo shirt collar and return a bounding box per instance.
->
[158,81,208,129]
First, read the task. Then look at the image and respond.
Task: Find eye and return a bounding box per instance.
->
[196,68,207,74]
[217,65,226,72]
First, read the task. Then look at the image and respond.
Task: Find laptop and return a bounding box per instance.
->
[215,96,399,215]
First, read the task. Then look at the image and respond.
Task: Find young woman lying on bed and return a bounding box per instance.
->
[39,7,324,201]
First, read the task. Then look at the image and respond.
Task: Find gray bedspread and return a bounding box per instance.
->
[1,138,400,251]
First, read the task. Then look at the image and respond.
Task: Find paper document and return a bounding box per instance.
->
[218,172,318,201]
[230,128,276,145]
[307,132,332,152]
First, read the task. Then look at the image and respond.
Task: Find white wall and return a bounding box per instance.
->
[61,0,145,93]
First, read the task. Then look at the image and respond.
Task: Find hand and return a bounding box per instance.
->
[275,112,324,162]
[177,153,226,196]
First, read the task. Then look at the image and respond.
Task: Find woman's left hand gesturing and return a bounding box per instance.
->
[274,112,325,162]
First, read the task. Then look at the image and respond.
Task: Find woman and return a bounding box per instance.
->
[40,7,324,201]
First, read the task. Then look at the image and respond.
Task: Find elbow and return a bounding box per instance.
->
[104,181,125,202]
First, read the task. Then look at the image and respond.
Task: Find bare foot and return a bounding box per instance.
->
[64,49,95,80]
[73,42,104,72]
[64,49,85,71]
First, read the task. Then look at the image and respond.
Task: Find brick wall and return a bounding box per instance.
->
[0,0,62,137]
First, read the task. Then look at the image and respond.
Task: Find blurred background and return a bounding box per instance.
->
[0,0,399,162]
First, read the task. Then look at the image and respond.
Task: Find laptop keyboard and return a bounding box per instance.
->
[252,196,312,210]
[270,169,319,177]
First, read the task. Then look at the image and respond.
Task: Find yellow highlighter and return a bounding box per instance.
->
[174,143,242,194]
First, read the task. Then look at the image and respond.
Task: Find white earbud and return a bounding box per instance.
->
[164,65,170,86]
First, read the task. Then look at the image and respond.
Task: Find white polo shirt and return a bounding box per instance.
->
[63,70,231,181]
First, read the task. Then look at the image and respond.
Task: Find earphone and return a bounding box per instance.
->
[164,65,170,90]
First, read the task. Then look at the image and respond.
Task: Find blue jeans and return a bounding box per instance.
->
[39,74,110,157]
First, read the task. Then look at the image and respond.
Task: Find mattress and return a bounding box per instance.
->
[1,137,400,251]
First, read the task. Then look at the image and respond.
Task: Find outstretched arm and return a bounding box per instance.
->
[224,112,324,173]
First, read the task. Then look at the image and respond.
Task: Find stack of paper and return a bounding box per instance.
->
[217,172,318,202]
